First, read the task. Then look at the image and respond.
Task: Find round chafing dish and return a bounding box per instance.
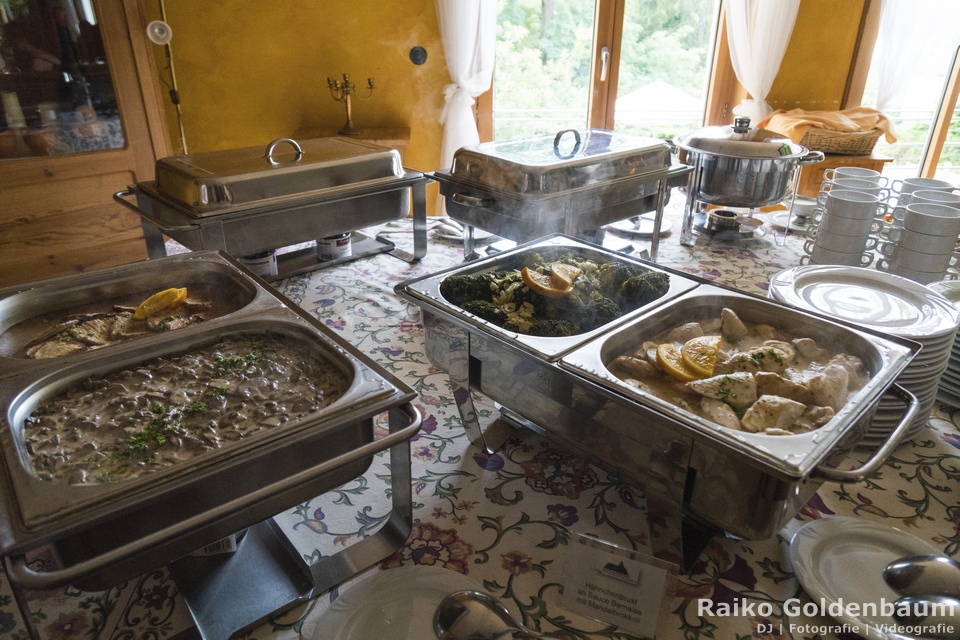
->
[675,117,825,208]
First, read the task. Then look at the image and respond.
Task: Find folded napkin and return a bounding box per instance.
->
[756,107,898,145]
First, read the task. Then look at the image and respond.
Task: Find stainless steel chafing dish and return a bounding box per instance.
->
[0,252,421,640]
[432,129,692,260]
[396,236,919,567]
[114,137,430,279]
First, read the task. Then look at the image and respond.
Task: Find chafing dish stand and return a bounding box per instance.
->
[114,137,431,280]
[5,407,421,640]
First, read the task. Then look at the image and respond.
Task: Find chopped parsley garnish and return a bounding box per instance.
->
[213,342,267,377]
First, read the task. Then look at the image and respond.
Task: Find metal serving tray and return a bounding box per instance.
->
[401,260,920,564]
[397,235,697,361]
[0,254,421,594]
[113,138,430,280]
[0,252,258,369]
[444,129,672,195]
[432,130,691,259]
[153,137,404,216]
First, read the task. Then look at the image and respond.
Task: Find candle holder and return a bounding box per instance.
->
[327,73,374,136]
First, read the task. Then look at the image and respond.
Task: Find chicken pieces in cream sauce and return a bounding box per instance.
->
[608,308,868,436]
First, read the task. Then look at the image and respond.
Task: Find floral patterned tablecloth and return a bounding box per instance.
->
[2,210,958,640]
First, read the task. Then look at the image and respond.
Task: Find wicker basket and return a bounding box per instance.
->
[799,127,883,155]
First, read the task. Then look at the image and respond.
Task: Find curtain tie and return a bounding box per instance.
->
[440,83,474,125]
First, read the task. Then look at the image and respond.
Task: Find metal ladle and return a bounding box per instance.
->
[883,554,960,599]
[433,590,549,639]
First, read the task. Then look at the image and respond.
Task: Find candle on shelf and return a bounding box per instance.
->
[1,91,27,128]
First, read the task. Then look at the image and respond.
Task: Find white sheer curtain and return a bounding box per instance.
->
[874,0,950,113]
[725,0,801,124]
[435,0,496,172]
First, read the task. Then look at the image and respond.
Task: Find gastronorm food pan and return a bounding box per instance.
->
[0,258,420,591]
[400,253,920,551]
[397,235,697,361]
[561,287,918,539]
[0,252,258,370]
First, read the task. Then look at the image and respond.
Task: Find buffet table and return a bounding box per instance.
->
[2,205,959,640]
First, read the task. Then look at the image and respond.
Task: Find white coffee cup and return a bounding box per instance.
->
[898,202,960,236]
[909,189,960,208]
[813,209,882,236]
[885,225,959,254]
[876,258,956,284]
[806,226,877,253]
[802,243,874,267]
[822,166,888,186]
[817,188,886,221]
[892,177,956,207]
[820,177,891,202]
[877,242,958,272]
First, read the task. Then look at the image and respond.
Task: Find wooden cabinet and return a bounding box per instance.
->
[797,152,893,197]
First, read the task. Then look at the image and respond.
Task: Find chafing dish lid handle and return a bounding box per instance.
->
[813,383,918,483]
[264,138,304,166]
[553,129,582,159]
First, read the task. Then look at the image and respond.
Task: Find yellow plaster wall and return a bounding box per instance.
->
[768,0,864,112]
[141,0,864,219]
[143,0,447,211]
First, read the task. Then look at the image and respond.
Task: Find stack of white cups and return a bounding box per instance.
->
[802,168,888,266]
[877,186,960,283]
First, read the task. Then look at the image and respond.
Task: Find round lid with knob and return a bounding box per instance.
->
[676,117,807,159]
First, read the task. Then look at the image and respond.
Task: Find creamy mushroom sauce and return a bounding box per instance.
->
[608,308,869,435]
[23,332,350,485]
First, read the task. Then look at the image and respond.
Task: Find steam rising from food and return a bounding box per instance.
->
[438,249,670,336]
[608,308,868,435]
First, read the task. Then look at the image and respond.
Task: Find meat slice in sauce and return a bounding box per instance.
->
[686,371,757,411]
[741,395,806,433]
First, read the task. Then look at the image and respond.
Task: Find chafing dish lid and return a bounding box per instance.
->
[443,129,672,195]
[153,137,403,214]
[676,117,806,159]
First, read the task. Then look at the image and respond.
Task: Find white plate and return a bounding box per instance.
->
[313,565,490,639]
[767,210,814,232]
[607,213,672,238]
[789,517,944,640]
[434,228,495,242]
[769,266,960,339]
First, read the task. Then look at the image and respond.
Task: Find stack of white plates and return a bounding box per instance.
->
[926,279,960,408]
[769,266,960,448]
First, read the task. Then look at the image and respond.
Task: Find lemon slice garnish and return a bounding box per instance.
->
[550,263,582,290]
[681,335,721,378]
[133,287,186,320]
[656,343,698,382]
[521,266,572,298]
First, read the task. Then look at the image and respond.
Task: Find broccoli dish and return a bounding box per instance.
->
[438,250,670,337]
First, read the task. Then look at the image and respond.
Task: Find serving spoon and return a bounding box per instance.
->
[883,554,960,599]
[891,595,960,639]
[433,590,549,639]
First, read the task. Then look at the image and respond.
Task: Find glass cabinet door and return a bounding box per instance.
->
[0,0,124,159]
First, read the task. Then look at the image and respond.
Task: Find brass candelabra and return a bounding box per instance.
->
[327,73,374,136]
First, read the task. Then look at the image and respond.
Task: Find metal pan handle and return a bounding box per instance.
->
[799,150,826,166]
[264,138,303,166]
[4,403,422,590]
[112,189,198,232]
[812,383,918,483]
[451,192,495,208]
